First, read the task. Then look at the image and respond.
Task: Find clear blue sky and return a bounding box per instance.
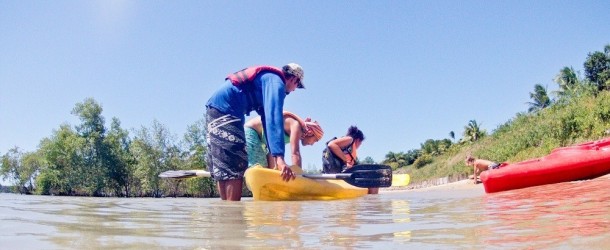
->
[1,1,609,172]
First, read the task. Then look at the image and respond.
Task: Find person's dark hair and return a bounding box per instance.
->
[465,155,475,164]
[346,126,365,141]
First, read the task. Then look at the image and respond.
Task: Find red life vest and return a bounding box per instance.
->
[225,66,286,115]
[226,66,286,86]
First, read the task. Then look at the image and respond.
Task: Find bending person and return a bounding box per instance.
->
[245,111,324,169]
[205,63,305,201]
[322,126,377,194]
[465,155,502,184]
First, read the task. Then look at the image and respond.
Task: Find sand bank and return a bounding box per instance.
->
[381,179,484,193]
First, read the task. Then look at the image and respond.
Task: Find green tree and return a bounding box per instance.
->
[35,98,132,196]
[178,119,216,197]
[554,67,579,98]
[383,151,401,165]
[37,124,84,195]
[383,150,418,169]
[183,119,207,170]
[413,154,432,169]
[0,147,32,193]
[131,127,159,197]
[131,120,176,197]
[584,45,610,92]
[405,149,420,165]
[527,84,551,113]
[421,139,438,155]
[462,120,486,143]
[104,117,132,196]
[19,151,45,194]
[71,98,108,196]
[1,148,20,186]
[361,156,376,164]
[420,139,452,156]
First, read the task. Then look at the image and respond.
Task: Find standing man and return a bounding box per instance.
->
[206,63,305,201]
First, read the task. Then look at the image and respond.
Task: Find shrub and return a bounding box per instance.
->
[413,154,432,169]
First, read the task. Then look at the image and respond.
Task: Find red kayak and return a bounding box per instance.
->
[480,137,610,193]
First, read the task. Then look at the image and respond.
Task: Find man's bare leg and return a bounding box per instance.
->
[218,179,243,201]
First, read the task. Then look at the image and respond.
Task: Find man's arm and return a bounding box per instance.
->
[288,118,303,167]
[259,73,294,181]
[473,165,478,184]
[259,73,287,159]
[327,137,352,164]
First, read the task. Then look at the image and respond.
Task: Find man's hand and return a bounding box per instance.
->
[276,156,296,182]
[346,160,354,168]
[280,165,296,182]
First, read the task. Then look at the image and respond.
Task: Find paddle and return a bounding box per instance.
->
[391,174,410,187]
[158,170,210,179]
[302,164,392,188]
[158,164,393,188]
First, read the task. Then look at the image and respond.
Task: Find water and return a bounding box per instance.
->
[1,175,609,249]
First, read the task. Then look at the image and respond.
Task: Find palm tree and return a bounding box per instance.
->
[420,139,439,155]
[405,149,420,165]
[554,67,578,98]
[383,151,400,165]
[526,84,550,113]
[462,120,485,143]
[383,151,410,168]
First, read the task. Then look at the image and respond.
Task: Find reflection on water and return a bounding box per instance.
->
[483,175,610,249]
[1,175,608,249]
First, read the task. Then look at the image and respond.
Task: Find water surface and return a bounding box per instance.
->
[1,175,608,249]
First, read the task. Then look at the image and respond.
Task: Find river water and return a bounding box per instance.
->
[1,175,609,249]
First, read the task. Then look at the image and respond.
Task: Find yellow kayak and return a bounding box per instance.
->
[244,166,368,201]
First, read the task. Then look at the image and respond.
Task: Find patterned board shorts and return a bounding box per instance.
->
[245,127,268,167]
[205,107,248,181]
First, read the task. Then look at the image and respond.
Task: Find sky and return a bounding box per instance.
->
[1,1,610,174]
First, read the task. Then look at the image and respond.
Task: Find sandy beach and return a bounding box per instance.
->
[381,179,484,193]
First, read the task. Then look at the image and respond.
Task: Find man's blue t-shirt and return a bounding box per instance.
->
[206,72,287,157]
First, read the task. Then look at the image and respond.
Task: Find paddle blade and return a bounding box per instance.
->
[392,174,410,187]
[158,170,211,179]
[343,164,393,188]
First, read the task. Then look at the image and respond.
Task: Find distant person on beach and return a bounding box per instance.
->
[245,111,324,169]
[205,63,305,201]
[322,125,378,194]
[465,155,501,184]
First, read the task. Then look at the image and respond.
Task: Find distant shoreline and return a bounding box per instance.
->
[381,179,483,193]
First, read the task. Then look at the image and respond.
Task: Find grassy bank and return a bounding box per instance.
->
[396,91,610,183]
